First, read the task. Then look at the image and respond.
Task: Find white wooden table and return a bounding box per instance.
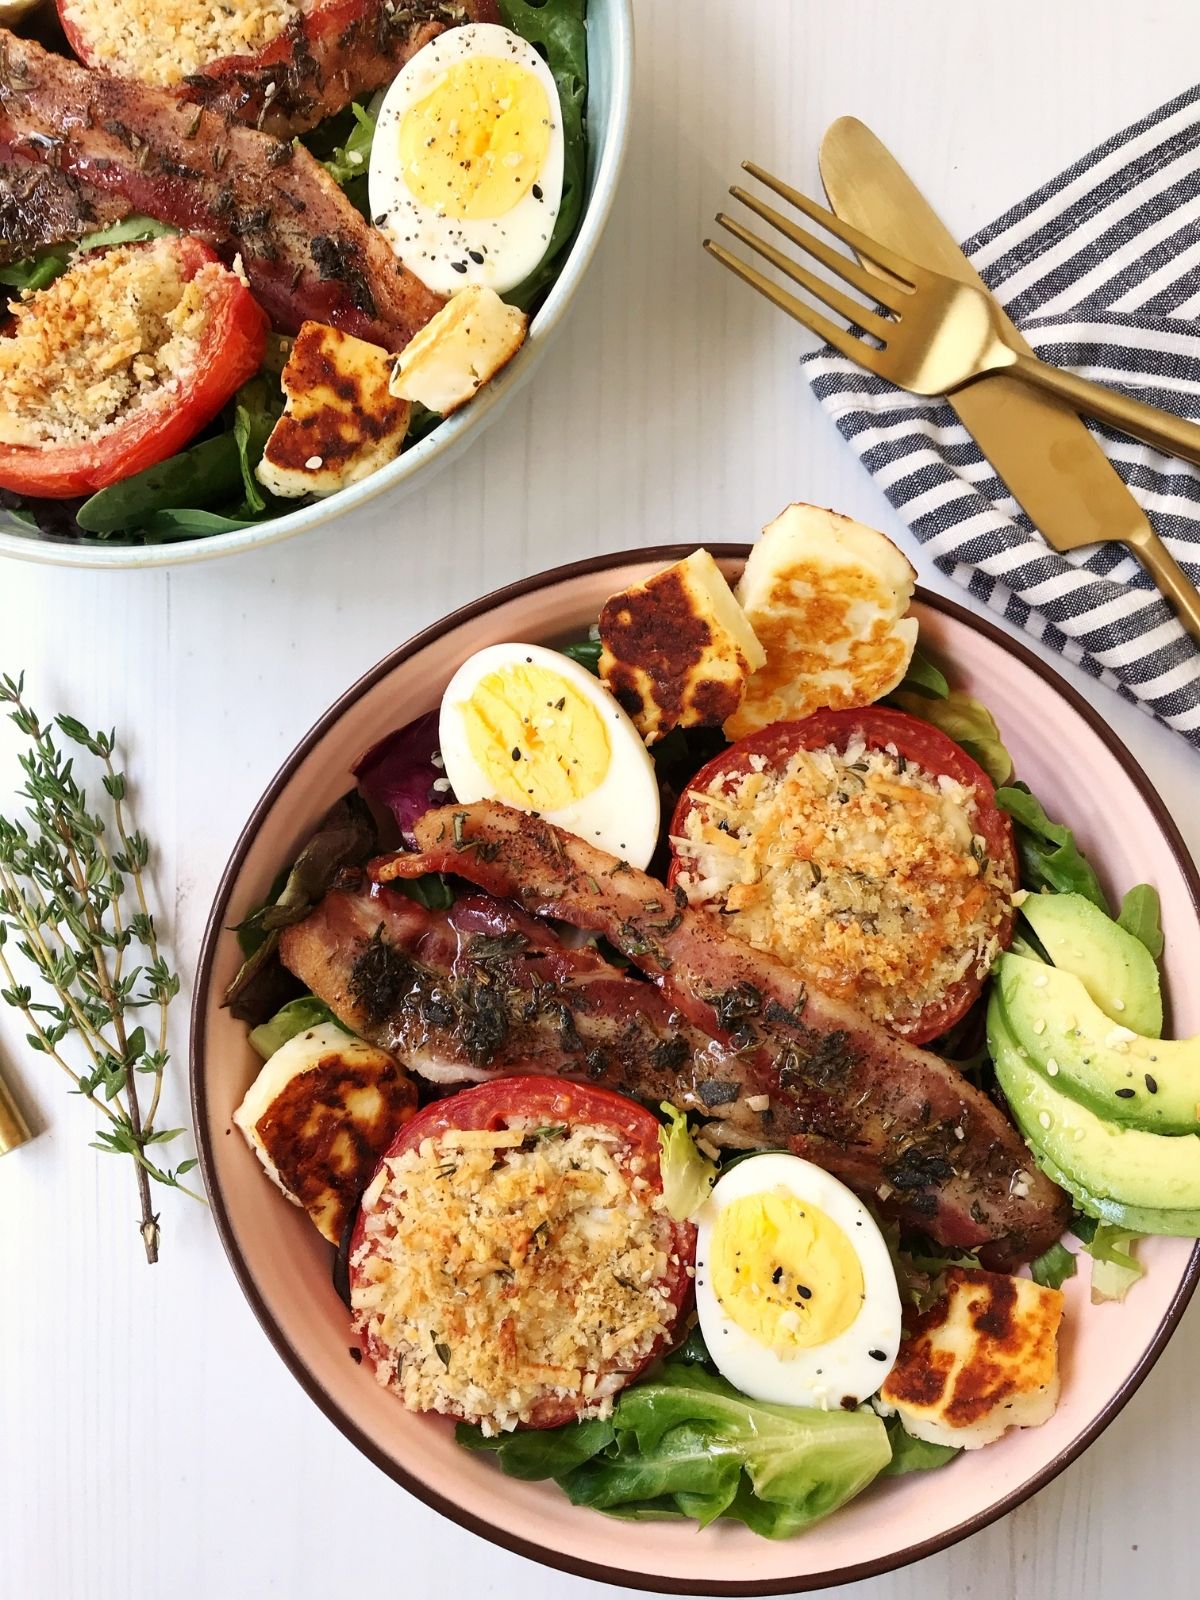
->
[3,3,1198,1595]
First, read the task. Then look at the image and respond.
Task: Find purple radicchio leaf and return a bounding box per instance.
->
[352,709,455,847]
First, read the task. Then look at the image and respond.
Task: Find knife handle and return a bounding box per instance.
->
[1009,351,1200,469]
[1126,525,1200,648]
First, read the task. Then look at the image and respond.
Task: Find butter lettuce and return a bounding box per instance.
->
[657,1103,717,1221]
[459,1363,891,1538]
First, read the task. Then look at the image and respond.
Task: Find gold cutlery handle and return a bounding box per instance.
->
[1009,350,1200,468]
[1125,525,1200,647]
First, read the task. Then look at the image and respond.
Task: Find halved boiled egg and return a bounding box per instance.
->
[438,642,661,868]
[369,23,564,297]
[695,1154,902,1410]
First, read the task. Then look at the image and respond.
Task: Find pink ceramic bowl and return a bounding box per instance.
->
[191,548,1200,1594]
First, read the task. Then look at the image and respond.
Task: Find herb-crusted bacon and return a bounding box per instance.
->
[0,29,442,349]
[176,0,500,137]
[374,801,1070,1268]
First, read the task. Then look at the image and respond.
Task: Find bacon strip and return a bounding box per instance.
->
[0,30,441,349]
[371,801,1069,1268]
[177,0,499,137]
[280,881,728,1096]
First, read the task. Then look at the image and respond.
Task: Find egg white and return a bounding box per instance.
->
[694,1153,903,1410]
[369,23,565,297]
[438,642,661,869]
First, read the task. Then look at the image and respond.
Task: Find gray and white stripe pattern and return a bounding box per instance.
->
[805,87,1200,747]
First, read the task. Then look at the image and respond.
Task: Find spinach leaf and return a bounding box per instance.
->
[319,99,378,218]
[1029,1238,1077,1290]
[393,872,455,911]
[77,216,175,251]
[75,434,244,535]
[894,648,949,700]
[881,1416,959,1475]
[1117,884,1164,960]
[233,375,286,514]
[995,782,1109,910]
[560,636,601,674]
[499,0,589,312]
[248,995,350,1060]
[0,248,71,293]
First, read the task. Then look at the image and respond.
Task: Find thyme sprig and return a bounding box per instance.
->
[0,673,199,1263]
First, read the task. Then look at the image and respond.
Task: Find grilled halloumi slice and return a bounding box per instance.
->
[598,549,766,744]
[724,503,918,739]
[879,1267,1064,1449]
[256,322,412,499]
[389,284,527,416]
[233,1021,418,1244]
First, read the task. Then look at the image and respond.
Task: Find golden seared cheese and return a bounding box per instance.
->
[256,322,412,499]
[233,1021,418,1244]
[879,1267,1064,1449]
[389,284,527,416]
[598,549,766,744]
[725,503,919,739]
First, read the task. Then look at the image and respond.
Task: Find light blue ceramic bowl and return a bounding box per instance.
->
[0,0,633,569]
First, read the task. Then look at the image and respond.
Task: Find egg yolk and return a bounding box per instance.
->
[398,56,552,221]
[459,664,610,811]
[709,1189,864,1354]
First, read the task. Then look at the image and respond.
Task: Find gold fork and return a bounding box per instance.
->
[705,163,1200,644]
[708,163,1200,466]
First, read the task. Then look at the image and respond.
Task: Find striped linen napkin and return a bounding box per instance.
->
[805,87,1200,748]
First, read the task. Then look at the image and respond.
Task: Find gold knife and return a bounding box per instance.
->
[819,117,1196,621]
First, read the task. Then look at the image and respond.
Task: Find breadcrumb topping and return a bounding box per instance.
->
[351,1119,674,1434]
[672,735,1014,1032]
[0,240,221,448]
[59,0,300,87]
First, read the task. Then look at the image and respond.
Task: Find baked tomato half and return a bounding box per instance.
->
[668,708,1018,1044]
[350,1077,695,1431]
[0,235,268,499]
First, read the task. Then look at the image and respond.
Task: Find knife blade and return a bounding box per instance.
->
[818,116,1152,553]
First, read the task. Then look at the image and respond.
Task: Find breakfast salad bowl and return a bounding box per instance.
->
[0,0,632,569]
[192,527,1200,1594]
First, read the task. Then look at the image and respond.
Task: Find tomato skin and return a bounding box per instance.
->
[351,1076,696,1430]
[668,708,1018,1046]
[0,236,268,499]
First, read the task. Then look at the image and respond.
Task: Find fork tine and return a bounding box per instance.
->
[728,186,907,314]
[702,239,888,374]
[742,160,920,286]
[715,211,893,337]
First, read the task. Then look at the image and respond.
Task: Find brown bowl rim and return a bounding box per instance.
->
[190,544,1200,1595]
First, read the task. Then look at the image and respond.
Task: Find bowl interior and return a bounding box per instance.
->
[192,550,1200,1594]
[0,0,633,570]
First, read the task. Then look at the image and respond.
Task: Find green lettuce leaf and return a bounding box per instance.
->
[881,1415,959,1475]
[995,782,1109,910]
[1087,1225,1145,1303]
[1029,1238,1077,1290]
[891,690,1014,785]
[247,995,350,1060]
[894,648,949,700]
[458,1360,890,1538]
[657,1103,717,1221]
[1117,884,1164,960]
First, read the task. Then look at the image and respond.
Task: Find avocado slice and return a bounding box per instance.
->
[989,998,1200,1232]
[996,953,1200,1135]
[1020,891,1162,1038]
